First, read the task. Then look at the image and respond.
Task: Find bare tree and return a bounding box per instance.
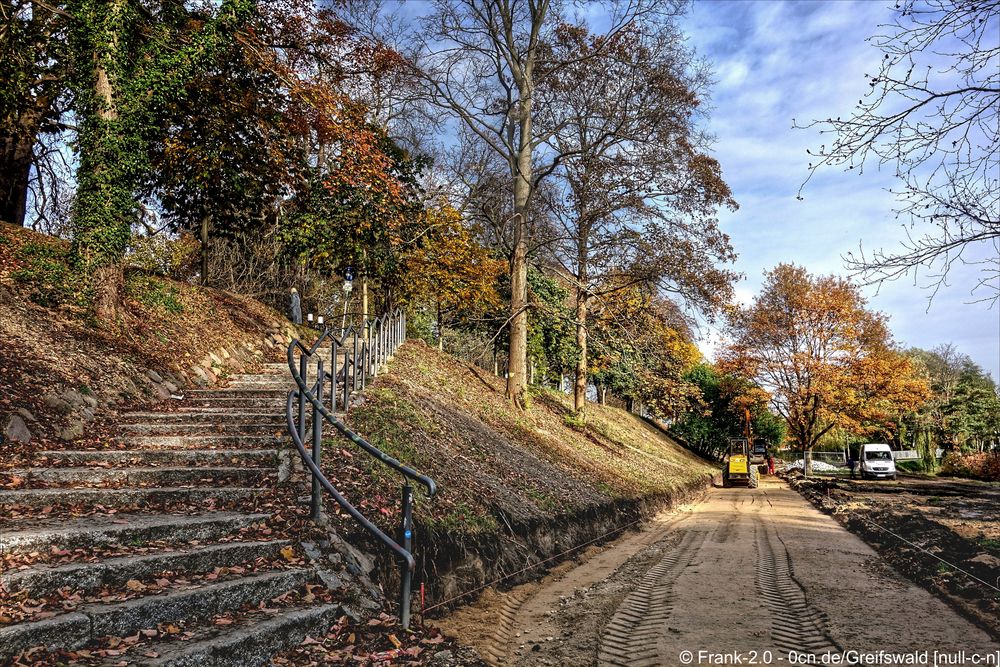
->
[537,24,737,416]
[404,0,676,407]
[0,0,71,227]
[798,0,999,305]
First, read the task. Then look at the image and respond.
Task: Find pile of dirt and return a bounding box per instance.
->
[325,341,716,609]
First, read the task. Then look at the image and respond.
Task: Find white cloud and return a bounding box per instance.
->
[685,0,1000,381]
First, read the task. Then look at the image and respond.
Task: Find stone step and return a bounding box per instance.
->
[120,412,285,424]
[1,540,289,597]
[223,383,292,392]
[185,388,288,399]
[0,568,313,660]
[0,511,268,555]
[34,449,280,467]
[121,422,286,436]
[226,373,287,382]
[162,404,286,414]
[0,486,259,510]
[5,466,274,487]
[120,435,285,449]
[145,602,343,667]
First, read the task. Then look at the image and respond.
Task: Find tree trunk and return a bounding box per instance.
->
[93,263,124,324]
[200,214,211,286]
[506,86,533,409]
[81,6,128,323]
[437,300,443,351]
[362,275,369,333]
[574,286,588,416]
[507,209,529,407]
[0,123,35,226]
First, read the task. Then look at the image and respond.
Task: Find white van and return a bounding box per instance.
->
[858,443,897,480]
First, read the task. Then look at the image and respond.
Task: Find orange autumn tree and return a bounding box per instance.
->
[401,202,505,349]
[720,264,929,471]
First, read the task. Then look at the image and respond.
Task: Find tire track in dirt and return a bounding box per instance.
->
[596,528,708,667]
[755,518,841,657]
[482,587,532,665]
[477,510,697,666]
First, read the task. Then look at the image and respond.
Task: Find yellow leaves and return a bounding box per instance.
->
[279,546,296,562]
[401,200,504,317]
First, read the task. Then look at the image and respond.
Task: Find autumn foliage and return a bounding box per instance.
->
[720,264,930,455]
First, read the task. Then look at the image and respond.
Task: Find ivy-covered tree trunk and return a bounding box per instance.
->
[70,0,135,323]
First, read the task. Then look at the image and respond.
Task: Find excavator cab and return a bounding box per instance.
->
[722,438,759,488]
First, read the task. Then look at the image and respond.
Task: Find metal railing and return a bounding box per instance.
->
[285,308,436,628]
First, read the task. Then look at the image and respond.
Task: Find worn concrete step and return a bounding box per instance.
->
[121,422,286,436]
[119,435,285,449]
[0,486,259,510]
[6,466,274,487]
[161,404,286,414]
[34,449,281,467]
[1,540,290,597]
[185,388,288,399]
[224,384,292,392]
[0,511,268,555]
[226,373,286,382]
[87,567,314,641]
[0,568,313,660]
[145,602,343,667]
[178,397,289,409]
[120,412,285,425]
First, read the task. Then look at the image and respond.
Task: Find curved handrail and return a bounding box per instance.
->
[284,306,436,619]
[286,347,436,495]
[285,390,417,571]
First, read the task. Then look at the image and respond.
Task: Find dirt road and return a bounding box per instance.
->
[439,477,1000,666]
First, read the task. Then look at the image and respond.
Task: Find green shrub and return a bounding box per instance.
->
[11,241,84,307]
[126,273,185,314]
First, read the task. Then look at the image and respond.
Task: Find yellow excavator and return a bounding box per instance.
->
[722,409,761,489]
[722,438,759,488]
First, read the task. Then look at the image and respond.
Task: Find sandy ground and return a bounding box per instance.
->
[438,477,1000,666]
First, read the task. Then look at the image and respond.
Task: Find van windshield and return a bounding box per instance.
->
[865,451,893,461]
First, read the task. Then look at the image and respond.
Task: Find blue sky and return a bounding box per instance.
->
[682,0,1000,381]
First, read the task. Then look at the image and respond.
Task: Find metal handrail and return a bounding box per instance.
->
[285,308,435,628]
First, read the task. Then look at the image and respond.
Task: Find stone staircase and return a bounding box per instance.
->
[0,356,379,666]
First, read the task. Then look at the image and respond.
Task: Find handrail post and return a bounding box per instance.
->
[331,338,339,414]
[311,359,325,520]
[298,355,308,444]
[360,339,368,390]
[399,482,414,630]
[352,332,359,397]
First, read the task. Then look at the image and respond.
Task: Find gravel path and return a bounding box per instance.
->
[439,477,1000,666]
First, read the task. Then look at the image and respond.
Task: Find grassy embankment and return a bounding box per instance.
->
[325,340,716,603]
